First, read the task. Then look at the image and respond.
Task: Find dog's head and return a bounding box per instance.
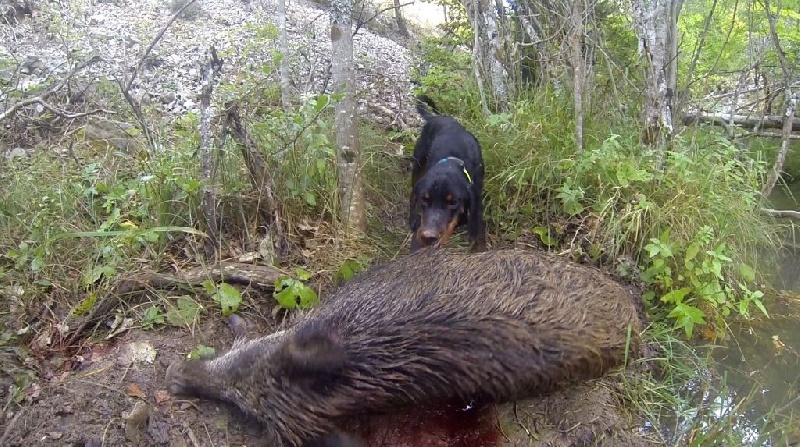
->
[411,157,475,250]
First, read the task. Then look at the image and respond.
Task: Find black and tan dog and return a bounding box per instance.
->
[408,95,486,253]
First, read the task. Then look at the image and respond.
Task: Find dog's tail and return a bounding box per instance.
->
[415,94,440,121]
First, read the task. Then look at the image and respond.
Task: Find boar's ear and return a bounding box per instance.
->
[277,322,347,378]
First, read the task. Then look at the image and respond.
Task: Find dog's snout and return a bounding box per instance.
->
[419,228,440,246]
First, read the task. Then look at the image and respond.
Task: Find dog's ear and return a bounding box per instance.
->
[408,187,420,230]
[465,183,482,237]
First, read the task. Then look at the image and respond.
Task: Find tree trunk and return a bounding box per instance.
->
[394,0,409,38]
[632,0,679,155]
[463,0,514,114]
[278,0,291,110]
[198,47,224,259]
[569,0,585,153]
[762,0,796,198]
[330,0,367,232]
[667,0,683,106]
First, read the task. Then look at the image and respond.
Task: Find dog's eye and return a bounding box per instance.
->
[447,198,458,207]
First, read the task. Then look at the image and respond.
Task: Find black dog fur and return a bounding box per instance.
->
[408,95,486,252]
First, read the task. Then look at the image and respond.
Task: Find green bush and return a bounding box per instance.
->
[411,39,781,339]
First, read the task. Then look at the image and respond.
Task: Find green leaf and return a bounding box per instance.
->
[72,293,98,316]
[142,305,165,330]
[314,94,330,111]
[212,282,242,317]
[201,279,217,295]
[668,303,706,339]
[563,201,584,216]
[188,345,216,359]
[274,282,300,309]
[684,242,700,263]
[752,296,769,318]
[82,264,109,286]
[297,286,318,308]
[295,267,312,281]
[660,287,691,304]
[335,259,364,284]
[30,257,44,273]
[737,263,756,283]
[166,296,200,327]
[532,226,557,247]
[304,191,316,206]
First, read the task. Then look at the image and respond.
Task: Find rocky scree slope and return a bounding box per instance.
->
[0,0,427,147]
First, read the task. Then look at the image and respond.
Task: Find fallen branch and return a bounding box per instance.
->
[761,208,800,219]
[739,130,800,140]
[682,111,800,132]
[63,261,287,347]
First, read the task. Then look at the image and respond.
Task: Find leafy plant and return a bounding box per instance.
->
[188,345,215,359]
[165,296,201,327]
[640,227,768,339]
[273,267,319,310]
[141,305,166,330]
[334,257,370,285]
[202,280,243,317]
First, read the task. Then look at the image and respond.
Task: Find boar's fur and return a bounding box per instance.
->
[166,248,646,447]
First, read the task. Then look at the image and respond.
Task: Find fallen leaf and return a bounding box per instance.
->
[117,341,157,366]
[126,383,146,399]
[154,389,170,405]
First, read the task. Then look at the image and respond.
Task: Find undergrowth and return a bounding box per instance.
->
[413,34,783,342]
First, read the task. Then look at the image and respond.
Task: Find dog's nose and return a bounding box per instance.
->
[419,228,440,246]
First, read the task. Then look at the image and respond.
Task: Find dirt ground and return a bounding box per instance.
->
[1,307,663,447]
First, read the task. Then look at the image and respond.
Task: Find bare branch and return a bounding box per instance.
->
[124,0,200,92]
[34,99,114,119]
[0,56,102,122]
[761,208,800,219]
[352,1,415,37]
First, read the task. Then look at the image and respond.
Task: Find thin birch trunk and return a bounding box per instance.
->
[762,0,796,197]
[330,0,367,232]
[278,0,291,110]
[570,0,585,153]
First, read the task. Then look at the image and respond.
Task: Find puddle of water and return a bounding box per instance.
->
[674,183,800,445]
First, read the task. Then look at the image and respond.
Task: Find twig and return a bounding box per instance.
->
[352,1,415,37]
[0,408,26,445]
[0,56,102,122]
[116,0,200,150]
[124,0,200,92]
[34,98,114,119]
[224,104,288,260]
